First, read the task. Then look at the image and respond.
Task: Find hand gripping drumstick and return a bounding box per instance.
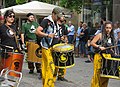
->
[95,44,120,53]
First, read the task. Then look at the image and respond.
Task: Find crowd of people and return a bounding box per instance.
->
[0,7,120,87]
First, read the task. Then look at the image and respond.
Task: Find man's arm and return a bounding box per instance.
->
[35,26,48,37]
[36,19,55,38]
[21,34,24,44]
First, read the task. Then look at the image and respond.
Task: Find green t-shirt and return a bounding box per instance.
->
[65,24,69,30]
[21,21,39,41]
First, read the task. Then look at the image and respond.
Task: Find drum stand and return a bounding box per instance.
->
[0,45,23,87]
[0,68,22,87]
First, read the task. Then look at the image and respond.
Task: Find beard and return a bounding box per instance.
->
[28,19,34,22]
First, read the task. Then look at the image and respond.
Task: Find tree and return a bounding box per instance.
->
[5,0,17,7]
[16,0,27,4]
[60,0,92,13]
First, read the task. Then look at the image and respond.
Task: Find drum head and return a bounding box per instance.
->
[52,43,74,52]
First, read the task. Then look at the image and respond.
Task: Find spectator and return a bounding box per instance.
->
[67,21,75,44]
[75,21,83,57]
[113,22,120,40]
[80,23,89,58]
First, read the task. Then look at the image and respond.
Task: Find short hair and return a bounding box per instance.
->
[26,13,34,17]
[82,23,87,26]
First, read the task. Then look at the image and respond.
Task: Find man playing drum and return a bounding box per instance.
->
[36,7,67,87]
[53,17,69,81]
[21,13,41,75]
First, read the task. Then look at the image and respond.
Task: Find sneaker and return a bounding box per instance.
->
[57,77,68,82]
[85,60,91,63]
[38,73,42,80]
[29,70,34,74]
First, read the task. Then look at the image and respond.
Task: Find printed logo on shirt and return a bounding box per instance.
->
[29,25,36,33]
[6,29,15,37]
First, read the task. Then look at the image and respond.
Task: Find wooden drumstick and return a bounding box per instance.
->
[94,44,120,53]
[105,44,120,50]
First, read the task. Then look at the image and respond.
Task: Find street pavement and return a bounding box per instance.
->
[19,57,120,87]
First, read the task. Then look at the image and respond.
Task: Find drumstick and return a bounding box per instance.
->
[105,44,120,50]
[94,44,120,53]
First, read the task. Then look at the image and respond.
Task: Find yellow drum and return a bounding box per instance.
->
[27,42,42,63]
[52,43,74,68]
[100,53,120,80]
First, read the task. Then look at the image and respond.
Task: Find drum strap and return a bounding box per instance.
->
[43,19,54,48]
[5,24,22,53]
[44,37,51,48]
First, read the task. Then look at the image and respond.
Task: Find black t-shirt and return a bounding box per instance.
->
[40,19,67,47]
[40,19,51,31]
[60,24,68,36]
[0,24,17,50]
[80,29,89,42]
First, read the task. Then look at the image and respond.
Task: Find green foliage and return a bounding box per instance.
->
[4,0,91,14]
[60,0,83,13]
[16,0,27,4]
[5,0,17,7]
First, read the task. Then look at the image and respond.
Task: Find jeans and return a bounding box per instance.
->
[68,35,74,44]
[81,41,86,55]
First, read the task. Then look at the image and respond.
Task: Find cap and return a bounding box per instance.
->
[52,7,63,18]
[26,13,34,17]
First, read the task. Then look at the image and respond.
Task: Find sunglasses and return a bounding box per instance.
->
[8,15,15,18]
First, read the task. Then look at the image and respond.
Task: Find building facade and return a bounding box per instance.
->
[113,0,120,23]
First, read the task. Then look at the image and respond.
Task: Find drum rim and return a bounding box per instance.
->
[100,53,120,80]
[102,56,120,61]
[52,43,74,52]
[100,74,120,80]
[55,63,75,69]
[52,49,74,52]
[53,43,74,47]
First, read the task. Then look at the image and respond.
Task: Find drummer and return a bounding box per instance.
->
[36,7,66,87]
[0,10,19,52]
[21,13,42,75]
[53,17,69,81]
[90,21,115,87]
